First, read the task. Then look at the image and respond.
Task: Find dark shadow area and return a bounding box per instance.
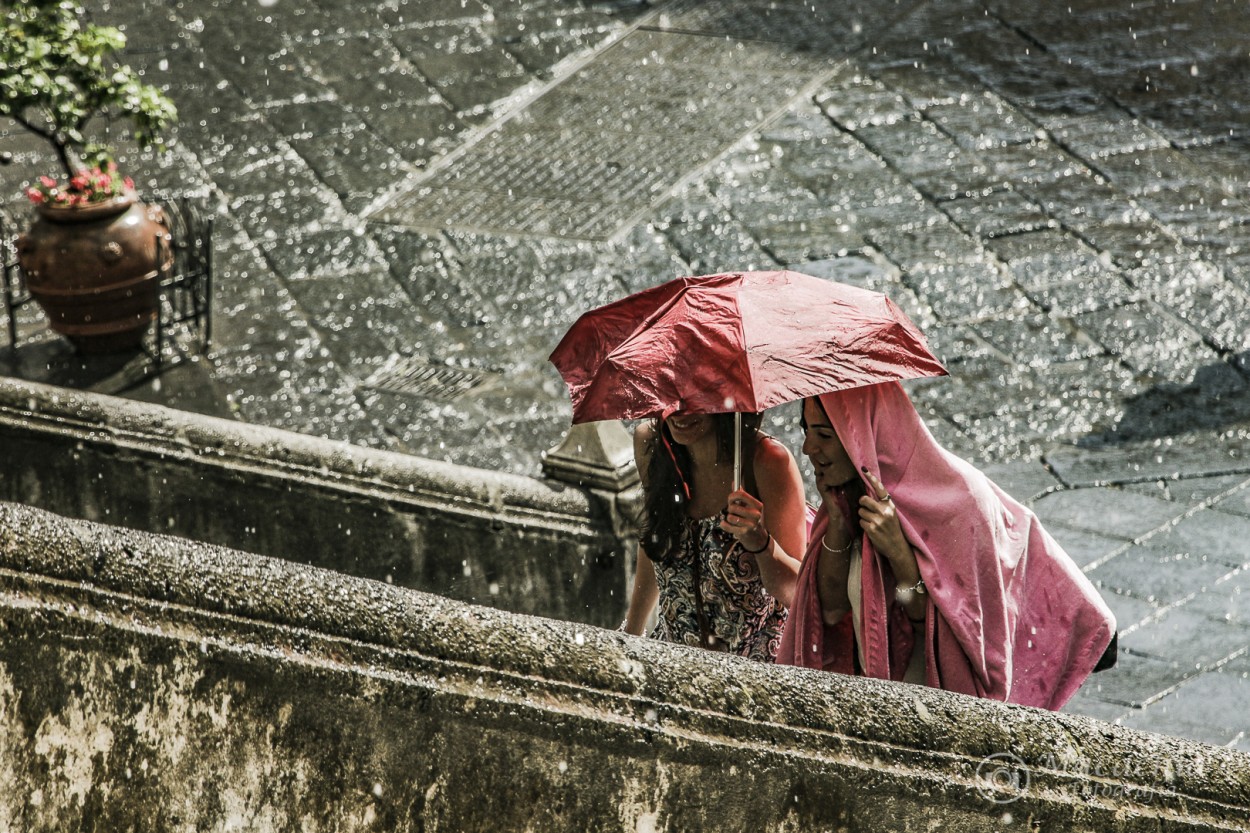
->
[984,0,1250,143]
[0,337,152,394]
[0,335,236,420]
[1080,354,1250,447]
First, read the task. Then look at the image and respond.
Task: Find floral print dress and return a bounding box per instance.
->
[650,510,788,662]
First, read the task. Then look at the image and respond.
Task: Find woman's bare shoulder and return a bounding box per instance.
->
[754,434,802,493]
[754,433,797,470]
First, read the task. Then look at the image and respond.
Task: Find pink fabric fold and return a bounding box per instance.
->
[777,382,1115,710]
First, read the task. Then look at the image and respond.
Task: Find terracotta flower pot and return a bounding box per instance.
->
[16,191,172,354]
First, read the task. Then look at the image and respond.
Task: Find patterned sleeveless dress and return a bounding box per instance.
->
[650,510,788,662]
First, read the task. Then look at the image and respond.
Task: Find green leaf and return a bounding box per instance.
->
[2,0,178,174]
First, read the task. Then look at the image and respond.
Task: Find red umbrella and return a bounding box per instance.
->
[550,269,947,424]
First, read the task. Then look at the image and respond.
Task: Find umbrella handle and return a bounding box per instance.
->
[733,412,742,492]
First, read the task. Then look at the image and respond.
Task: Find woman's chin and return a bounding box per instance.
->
[817,471,857,493]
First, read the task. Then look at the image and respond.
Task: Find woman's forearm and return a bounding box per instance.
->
[883,545,927,622]
[753,539,802,609]
[623,547,659,635]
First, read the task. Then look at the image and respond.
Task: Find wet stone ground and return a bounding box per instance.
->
[2,0,1249,749]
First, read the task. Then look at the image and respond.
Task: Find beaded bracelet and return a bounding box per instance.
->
[897,577,927,595]
[894,577,927,605]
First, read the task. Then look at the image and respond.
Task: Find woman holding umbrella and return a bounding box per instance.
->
[619,409,807,660]
[780,383,1116,709]
[552,270,1112,698]
[550,270,957,661]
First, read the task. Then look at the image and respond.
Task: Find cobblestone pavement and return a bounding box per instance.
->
[2,0,1249,749]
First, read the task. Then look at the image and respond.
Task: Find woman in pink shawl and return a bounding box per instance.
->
[777,382,1116,710]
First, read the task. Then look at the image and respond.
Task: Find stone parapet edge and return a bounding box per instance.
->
[0,376,623,535]
[1,500,1247,829]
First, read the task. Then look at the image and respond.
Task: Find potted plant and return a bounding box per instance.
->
[1,0,178,352]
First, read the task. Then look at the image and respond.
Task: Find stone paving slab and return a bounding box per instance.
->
[1047,434,1250,487]
[1125,475,1250,511]
[1088,538,1243,607]
[4,0,1250,750]
[1097,589,1160,636]
[372,25,819,240]
[1182,568,1250,629]
[1030,486,1187,542]
[1081,650,1198,710]
[1045,526,1128,572]
[1120,604,1245,671]
[1213,488,1250,521]
[1116,650,1250,746]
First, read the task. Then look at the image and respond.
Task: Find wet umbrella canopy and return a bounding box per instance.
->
[550,270,948,425]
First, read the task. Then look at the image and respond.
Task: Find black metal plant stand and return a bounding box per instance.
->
[146,195,214,369]
[0,207,35,350]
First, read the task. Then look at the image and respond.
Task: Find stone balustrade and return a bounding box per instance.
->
[1,500,1248,831]
[0,376,638,628]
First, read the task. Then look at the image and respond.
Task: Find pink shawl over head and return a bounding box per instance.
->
[777,382,1115,710]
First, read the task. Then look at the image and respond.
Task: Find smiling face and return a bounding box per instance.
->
[663,412,714,446]
[801,398,857,495]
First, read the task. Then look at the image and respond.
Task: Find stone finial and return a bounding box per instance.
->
[541,421,639,491]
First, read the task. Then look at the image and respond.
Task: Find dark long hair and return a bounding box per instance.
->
[640,411,763,564]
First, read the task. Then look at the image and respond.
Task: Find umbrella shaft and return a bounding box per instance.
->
[733,412,742,492]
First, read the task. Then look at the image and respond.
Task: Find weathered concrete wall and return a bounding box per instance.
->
[2,501,1248,832]
[0,377,638,628]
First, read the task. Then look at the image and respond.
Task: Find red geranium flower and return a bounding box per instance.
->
[25,164,134,207]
